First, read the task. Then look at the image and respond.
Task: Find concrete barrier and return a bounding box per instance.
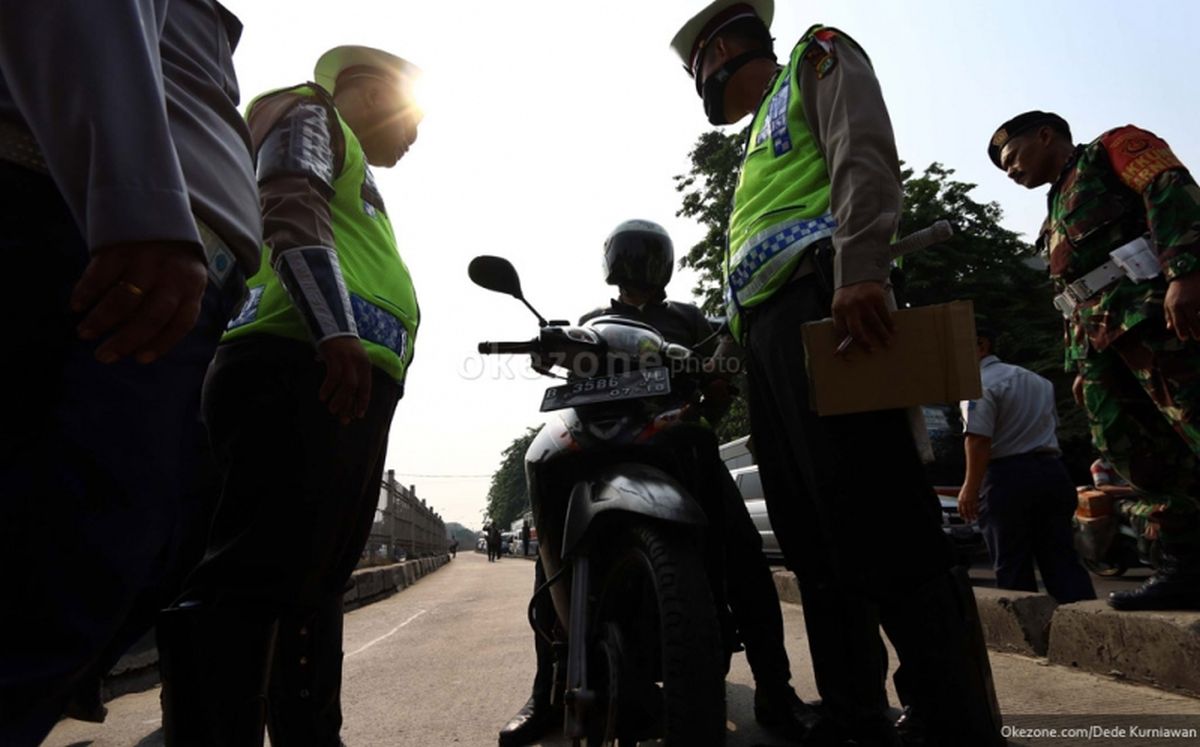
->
[1048,601,1200,697]
[771,569,1200,695]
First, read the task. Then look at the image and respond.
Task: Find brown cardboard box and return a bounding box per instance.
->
[801,300,982,416]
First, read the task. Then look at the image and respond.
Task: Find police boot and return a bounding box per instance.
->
[498,626,560,747]
[1108,542,1200,611]
[158,603,279,747]
[268,601,346,747]
[878,567,1004,747]
[753,682,824,743]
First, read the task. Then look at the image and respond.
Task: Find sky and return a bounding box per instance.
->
[228,0,1200,529]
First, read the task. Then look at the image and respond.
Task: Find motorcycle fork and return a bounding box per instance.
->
[563,556,594,739]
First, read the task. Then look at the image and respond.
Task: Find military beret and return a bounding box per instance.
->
[988,111,1070,169]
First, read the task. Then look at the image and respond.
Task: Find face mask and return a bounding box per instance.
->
[698,49,775,126]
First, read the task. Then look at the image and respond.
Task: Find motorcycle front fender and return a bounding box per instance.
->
[560,462,707,559]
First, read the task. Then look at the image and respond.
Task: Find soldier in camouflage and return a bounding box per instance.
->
[990,110,1200,611]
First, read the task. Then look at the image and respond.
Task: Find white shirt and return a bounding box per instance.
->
[960,356,1061,459]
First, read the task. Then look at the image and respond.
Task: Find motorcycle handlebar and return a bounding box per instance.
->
[478,340,539,355]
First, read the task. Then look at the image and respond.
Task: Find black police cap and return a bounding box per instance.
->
[988,111,1071,169]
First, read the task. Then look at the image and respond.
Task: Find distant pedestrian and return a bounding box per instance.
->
[450,538,459,559]
[958,326,1096,603]
[488,524,503,562]
[521,519,531,557]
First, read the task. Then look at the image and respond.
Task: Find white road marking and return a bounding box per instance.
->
[345,609,427,658]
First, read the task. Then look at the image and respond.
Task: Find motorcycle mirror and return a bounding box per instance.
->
[468,255,550,327]
[468,255,524,299]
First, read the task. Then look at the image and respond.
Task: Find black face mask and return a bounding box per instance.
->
[698,49,775,126]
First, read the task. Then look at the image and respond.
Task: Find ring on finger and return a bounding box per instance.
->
[118,280,146,297]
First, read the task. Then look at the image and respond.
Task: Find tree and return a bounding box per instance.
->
[673,132,1090,473]
[484,426,540,529]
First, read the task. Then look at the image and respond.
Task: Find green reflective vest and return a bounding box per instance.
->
[726,26,861,339]
[225,85,419,384]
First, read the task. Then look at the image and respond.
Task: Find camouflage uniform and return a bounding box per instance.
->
[1039,125,1200,543]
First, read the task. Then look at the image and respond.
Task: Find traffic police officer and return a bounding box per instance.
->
[990,111,1200,611]
[958,325,1096,603]
[0,3,260,743]
[157,46,422,745]
[670,2,1004,744]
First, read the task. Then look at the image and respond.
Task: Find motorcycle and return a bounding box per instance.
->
[1074,484,1162,577]
[469,256,727,746]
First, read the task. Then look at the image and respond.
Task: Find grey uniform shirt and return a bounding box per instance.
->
[799,33,902,289]
[960,356,1061,459]
[0,0,261,271]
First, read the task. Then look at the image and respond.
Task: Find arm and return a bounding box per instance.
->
[958,390,997,523]
[800,31,902,351]
[0,0,214,363]
[249,95,370,423]
[1100,126,1200,340]
[959,435,992,523]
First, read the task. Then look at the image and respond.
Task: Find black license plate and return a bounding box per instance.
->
[540,367,671,412]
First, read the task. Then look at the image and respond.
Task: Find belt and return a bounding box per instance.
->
[1052,260,1125,318]
[1,120,239,291]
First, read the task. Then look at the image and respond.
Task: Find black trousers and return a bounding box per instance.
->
[0,162,244,745]
[177,335,400,745]
[744,275,1001,745]
[980,453,1096,603]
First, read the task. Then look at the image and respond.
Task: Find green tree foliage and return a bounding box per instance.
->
[444,522,479,550]
[673,131,1090,472]
[484,426,540,529]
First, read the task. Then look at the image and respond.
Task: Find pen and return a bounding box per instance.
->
[835,335,854,355]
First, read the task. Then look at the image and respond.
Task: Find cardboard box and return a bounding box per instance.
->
[801,300,982,416]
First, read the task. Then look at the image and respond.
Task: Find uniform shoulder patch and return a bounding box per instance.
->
[803,28,839,79]
[1100,125,1184,194]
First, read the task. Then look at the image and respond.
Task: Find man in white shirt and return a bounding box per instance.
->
[959,326,1095,602]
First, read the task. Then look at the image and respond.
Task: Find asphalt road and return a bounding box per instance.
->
[47,551,1200,747]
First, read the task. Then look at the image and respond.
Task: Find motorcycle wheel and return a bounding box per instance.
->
[587,523,725,746]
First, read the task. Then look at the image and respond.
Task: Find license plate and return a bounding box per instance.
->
[540,367,671,412]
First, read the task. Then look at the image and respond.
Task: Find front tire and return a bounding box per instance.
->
[589,523,725,746]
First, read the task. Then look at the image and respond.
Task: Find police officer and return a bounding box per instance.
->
[670,3,1004,745]
[958,325,1096,603]
[499,220,820,745]
[157,46,422,745]
[0,3,260,743]
[989,111,1200,611]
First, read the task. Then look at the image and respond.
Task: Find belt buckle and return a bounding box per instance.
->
[1053,288,1079,318]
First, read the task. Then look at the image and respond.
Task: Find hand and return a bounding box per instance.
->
[957,486,980,524]
[71,241,208,364]
[1072,373,1085,407]
[317,336,373,425]
[1164,273,1200,341]
[831,280,895,353]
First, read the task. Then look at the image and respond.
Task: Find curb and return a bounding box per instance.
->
[771,569,1200,697]
[102,555,452,700]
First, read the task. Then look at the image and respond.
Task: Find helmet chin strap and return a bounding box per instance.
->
[700,49,776,126]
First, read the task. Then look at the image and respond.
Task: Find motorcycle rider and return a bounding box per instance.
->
[498,219,820,745]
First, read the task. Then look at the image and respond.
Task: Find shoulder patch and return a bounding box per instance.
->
[1100,125,1183,193]
[804,29,839,79]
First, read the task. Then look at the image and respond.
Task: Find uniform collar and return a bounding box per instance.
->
[980,354,1001,369]
[1048,144,1085,202]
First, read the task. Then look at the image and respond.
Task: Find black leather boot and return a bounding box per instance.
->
[879,567,1004,747]
[158,603,279,747]
[753,682,824,742]
[1109,543,1200,611]
[268,600,347,747]
[498,690,559,747]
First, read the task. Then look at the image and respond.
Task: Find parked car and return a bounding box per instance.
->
[729,465,784,562]
[725,405,985,565]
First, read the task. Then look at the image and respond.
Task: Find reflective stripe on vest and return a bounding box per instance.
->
[727,213,836,304]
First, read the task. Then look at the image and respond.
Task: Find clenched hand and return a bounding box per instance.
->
[831,280,895,352]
